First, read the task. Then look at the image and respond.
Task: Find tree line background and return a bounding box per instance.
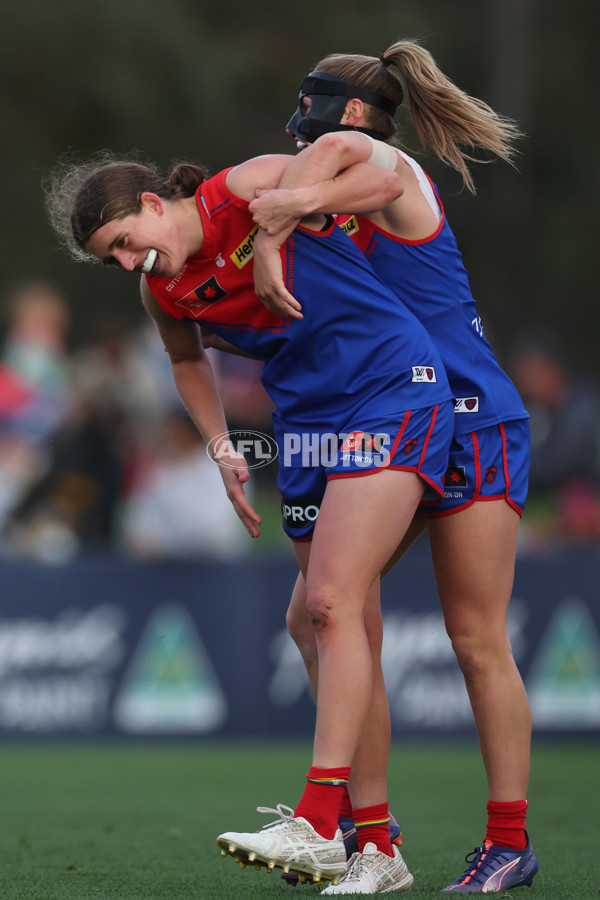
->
[2,0,598,373]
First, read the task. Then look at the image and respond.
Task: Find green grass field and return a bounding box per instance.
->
[0,739,596,899]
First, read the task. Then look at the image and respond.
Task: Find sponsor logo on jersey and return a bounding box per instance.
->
[231,226,259,269]
[454,397,479,413]
[340,431,385,453]
[174,276,229,318]
[281,497,322,530]
[338,431,390,466]
[443,465,467,487]
[411,366,437,383]
[338,215,359,236]
[165,263,189,292]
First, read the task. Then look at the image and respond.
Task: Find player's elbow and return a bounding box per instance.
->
[168,348,204,370]
[313,131,362,169]
[382,171,404,203]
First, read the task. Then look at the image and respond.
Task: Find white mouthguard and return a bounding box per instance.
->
[141,248,158,273]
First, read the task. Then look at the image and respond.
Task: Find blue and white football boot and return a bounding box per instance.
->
[442,833,538,893]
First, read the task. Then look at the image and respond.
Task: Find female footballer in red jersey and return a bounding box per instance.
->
[247,39,537,895]
[45,149,455,891]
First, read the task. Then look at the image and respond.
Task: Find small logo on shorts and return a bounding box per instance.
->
[281,498,322,530]
[402,439,419,455]
[443,465,467,487]
[412,365,437,383]
[485,466,497,484]
[454,397,479,413]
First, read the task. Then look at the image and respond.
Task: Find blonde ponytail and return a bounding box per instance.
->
[383,41,522,192]
[316,40,522,193]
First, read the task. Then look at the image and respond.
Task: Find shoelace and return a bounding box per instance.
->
[341,852,367,882]
[256,803,296,830]
[460,844,509,880]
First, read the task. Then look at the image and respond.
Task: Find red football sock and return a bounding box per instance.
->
[485,799,529,850]
[338,786,353,820]
[353,802,393,857]
[294,766,351,840]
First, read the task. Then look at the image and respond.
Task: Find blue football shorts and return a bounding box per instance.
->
[420,417,531,518]
[278,401,454,541]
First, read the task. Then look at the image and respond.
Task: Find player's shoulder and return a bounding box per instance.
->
[225,155,294,202]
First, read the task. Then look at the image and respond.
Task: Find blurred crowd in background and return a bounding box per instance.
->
[1,278,599,564]
[1,1,597,563]
[0,279,282,564]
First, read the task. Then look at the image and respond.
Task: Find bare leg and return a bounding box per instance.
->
[294,471,424,771]
[286,511,427,807]
[428,501,531,800]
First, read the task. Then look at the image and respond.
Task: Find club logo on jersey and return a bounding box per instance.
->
[338,215,359,237]
[412,366,437,383]
[443,465,467,487]
[174,276,229,318]
[454,397,479,413]
[485,466,498,484]
[231,226,259,269]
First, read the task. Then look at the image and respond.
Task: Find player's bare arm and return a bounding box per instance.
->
[141,283,262,537]
[249,134,403,318]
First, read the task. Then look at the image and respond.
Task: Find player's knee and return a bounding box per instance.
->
[449,630,512,680]
[304,584,339,630]
[364,614,383,653]
[286,602,312,645]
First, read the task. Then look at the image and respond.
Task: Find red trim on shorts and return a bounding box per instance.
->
[472,430,482,494]
[426,426,525,519]
[325,413,411,481]
[387,410,412,459]
[327,466,389,481]
[325,409,443,498]
[326,463,436,488]
[499,422,523,515]
[416,404,443,496]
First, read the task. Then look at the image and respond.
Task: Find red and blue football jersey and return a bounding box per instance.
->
[146,167,453,446]
[337,178,528,436]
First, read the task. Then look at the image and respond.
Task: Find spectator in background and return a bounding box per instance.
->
[1,279,72,440]
[0,280,75,558]
[511,330,600,542]
[119,408,251,560]
[0,291,277,562]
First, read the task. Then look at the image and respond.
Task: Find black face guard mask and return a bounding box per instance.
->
[286,72,397,144]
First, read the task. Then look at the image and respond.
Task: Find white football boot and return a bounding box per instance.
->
[321,841,414,894]
[217,803,347,884]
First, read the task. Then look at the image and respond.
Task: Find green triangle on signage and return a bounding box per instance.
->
[113,603,227,733]
[528,597,600,728]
